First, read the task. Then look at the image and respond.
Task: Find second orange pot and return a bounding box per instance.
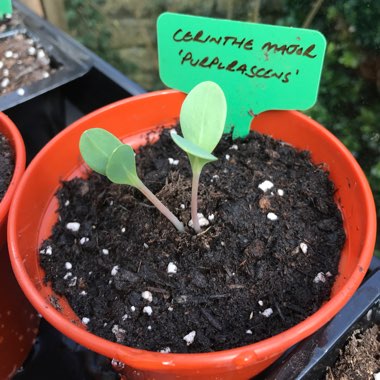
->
[0,113,39,379]
[8,91,377,379]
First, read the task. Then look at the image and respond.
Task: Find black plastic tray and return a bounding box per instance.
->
[3,1,145,161]
[0,3,91,111]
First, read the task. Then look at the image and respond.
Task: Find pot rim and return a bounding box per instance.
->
[0,112,26,228]
[7,90,377,370]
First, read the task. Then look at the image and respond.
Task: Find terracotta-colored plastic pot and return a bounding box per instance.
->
[0,113,39,379]
[8,91,377,379]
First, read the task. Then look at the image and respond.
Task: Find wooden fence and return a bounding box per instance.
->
[19,0,67,31]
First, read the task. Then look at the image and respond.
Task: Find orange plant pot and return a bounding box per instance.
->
[8,91,377,379]
[0,113,39,379]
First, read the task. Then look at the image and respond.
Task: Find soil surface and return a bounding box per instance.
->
[40,128,345,353]
[326,324,380,380]
[0,12,58,95]
[0,132,14,201]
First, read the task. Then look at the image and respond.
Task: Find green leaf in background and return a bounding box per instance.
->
[79,128,122,175]
[180,81,226,153]
[106,144,142,188]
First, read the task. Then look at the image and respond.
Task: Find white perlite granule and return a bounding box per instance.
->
[142,291,153,302]
[82,317,90,325]
[168,158,179,165]
[267,212,278,221]
[300,242,308,253]
[66,222,80,232]
[143,306,153,316]
[167,262,178,274]
[40,246,53,255]
[277,189,284,196]
[68,276,77,287]
[37,49,45,58]
[246,329,253,334]
[258,180,274,192]
[1,78,10,87]
[313,272,326,284]
[27,46,36,55]
[102,249,109,255]
[188,213,209,229]
[79,237,89,245]
[183,331,196,346]
[111,265,119,276]
[160,347,171,353]
[260,308,273,318]
[112,325,126,342]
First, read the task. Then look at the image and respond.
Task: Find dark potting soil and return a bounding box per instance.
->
[0,13,58,95]
[0,132,14,201]
[40,128,346,353]
[326,324,380,380]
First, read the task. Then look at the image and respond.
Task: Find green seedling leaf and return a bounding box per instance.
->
[171,133,217,162]
[180,81,226,153]
[79,128,184,232]
[171,81,227,233]
[80,128,122,175]
[171,132,217,176]
[106,144,142,188]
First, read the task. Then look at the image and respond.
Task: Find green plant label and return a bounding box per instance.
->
[157,12,327,137]
[0,0,12,16]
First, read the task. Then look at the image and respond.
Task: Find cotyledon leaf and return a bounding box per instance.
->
[106,144,142,188]
[180,81,227,153]
[79,128,122,175]
[171,132,217,162]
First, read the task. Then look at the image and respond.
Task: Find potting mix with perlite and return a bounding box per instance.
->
[39,123,345,352]
[0,11,57,96]
[0,132,14,201]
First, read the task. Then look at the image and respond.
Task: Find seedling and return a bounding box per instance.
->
[171,81,227,233]
[79,81,226,234]
[80,129,185,232]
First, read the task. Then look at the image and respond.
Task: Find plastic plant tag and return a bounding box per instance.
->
[0,0,12,17]
[157,12,327,138]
